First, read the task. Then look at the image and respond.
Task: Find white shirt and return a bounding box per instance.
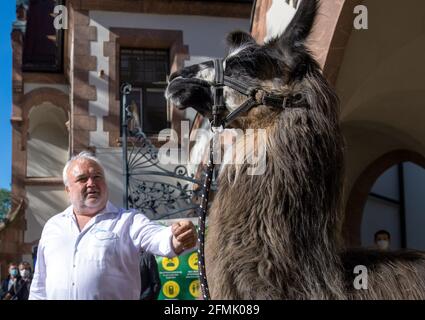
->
[29,201,176,300]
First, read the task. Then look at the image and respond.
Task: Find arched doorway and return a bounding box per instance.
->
[361,161,425,250]
[343,150,425,248]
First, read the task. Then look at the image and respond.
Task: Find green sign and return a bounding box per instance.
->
[156,249,200,300]
[154,218,206,300]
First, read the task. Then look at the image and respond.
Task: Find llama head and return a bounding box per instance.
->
[166,0,338,130]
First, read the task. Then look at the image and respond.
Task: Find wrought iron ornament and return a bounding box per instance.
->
[121,81,218,300]
[121,84,204,220]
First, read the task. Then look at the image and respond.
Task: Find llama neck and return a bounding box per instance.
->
[211,112,345,298]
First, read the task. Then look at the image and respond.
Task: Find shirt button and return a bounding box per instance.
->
[72,283,75,286]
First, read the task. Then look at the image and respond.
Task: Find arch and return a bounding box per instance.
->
[27,102,69,177]
[343,149,425,247]
[14,88,71,179]
[21,87,70,118]
[20,87,70,153]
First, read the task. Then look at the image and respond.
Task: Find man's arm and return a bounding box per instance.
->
[28,242,47,300]
[129,213,197,257]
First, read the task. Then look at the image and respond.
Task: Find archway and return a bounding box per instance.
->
[343,150,425,247]
[27,102,69,177]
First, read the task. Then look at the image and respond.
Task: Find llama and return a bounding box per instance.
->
[166,0,425,299]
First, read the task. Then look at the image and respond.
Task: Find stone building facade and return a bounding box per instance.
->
[1,0,253,278]
[3,0,425,280]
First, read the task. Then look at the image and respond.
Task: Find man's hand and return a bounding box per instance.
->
[171,220,197,255]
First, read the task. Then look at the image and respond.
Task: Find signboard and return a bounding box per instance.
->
[157,249,200,300]
[155,218,203,300]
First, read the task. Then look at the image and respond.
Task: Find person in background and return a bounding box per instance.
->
[374,230,391,251]
[15,261,33,300]
[139,251,161,300]
[1,262,21,300]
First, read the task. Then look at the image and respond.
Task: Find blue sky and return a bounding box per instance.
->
[0,1,15,190]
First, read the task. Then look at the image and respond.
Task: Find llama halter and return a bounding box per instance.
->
[201,58,307,128]
[195,58,307,300]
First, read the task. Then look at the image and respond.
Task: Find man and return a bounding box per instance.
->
[16,261,32,300]
[29,151,197,300]
[1,262,20,300]
[374,230,391,251]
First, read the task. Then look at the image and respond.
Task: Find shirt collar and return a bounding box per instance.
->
[97,201,119,216]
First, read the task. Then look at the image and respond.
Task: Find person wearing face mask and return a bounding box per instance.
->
[14,261,33,300]
[374,230,391,251]
[1,262,21,300]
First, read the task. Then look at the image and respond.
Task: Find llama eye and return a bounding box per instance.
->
[293,93,304,103]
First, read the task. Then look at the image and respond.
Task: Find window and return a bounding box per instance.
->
[22,0,64,72]
[361,162,425,251]
[361,164,403,250]
[120,49,170,135]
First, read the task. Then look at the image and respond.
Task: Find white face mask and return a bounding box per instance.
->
[20,269,30,279]
[377,240,389,250]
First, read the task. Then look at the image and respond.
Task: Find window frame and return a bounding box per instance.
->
[120,48,171,136]
[366,163,406,248]
[22,0,65,73]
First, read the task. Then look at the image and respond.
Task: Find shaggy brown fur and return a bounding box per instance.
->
[166,0,425,299]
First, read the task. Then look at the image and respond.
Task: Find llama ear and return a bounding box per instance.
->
[226,31,256,54]
[264,0,318,79]
[271,0,319,48]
